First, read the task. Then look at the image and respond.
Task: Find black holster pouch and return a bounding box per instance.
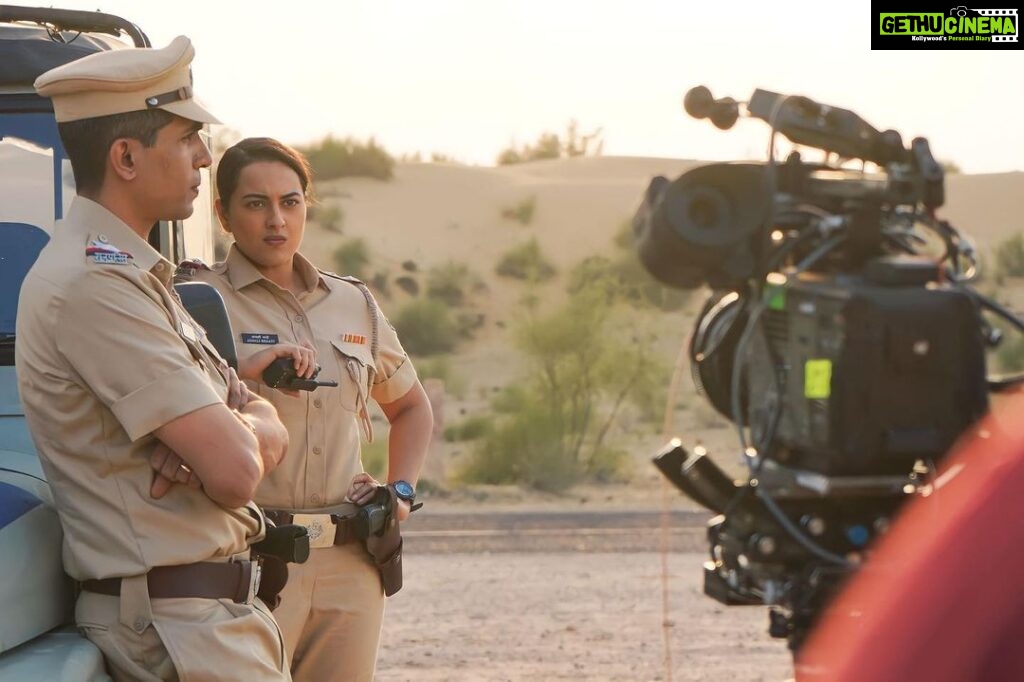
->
[363,486,403,596]
[252,523,311,564]
[251,523,310,610]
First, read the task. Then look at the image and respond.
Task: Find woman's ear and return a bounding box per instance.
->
[214,198,231,232]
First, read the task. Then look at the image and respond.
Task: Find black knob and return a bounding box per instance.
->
[683,85,715,119]
[710,97,739,130]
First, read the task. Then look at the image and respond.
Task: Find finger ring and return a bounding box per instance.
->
[178,463,192,474]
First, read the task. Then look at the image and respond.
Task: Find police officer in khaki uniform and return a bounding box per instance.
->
[15,38,292,681]
[178,137,433,682]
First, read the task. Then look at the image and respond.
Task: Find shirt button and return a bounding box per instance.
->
[313,398,322,408]
[133,618,146,633]
[295,314,304,323]
[97,234,109,243]
[313,446,322,455]
[311,494,321,505]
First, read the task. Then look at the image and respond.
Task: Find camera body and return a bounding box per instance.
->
[640,87,997,650]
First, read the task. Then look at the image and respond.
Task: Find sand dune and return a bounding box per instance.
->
[303,157,1023,279]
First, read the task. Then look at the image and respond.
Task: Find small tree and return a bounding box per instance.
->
[317,204,344,234]
[298,135,395,181]
[500,196,537,225]
[458,287,665,491]
[495,238,556,282]
[995,233,1024,278]
[426,261,480,307]
[496,120,604,166]
[391,299,459,356]
[332,238,369,280]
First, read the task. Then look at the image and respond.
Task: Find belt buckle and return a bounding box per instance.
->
[292,513,337,549]
[247,560,262,605]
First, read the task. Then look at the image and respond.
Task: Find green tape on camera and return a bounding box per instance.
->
[804,359,832,399]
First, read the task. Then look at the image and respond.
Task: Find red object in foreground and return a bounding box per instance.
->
[797,394,1024,682]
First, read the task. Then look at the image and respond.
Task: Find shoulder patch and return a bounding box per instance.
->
[86,240,133,266]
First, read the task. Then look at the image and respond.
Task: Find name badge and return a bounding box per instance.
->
[241,333,279,345]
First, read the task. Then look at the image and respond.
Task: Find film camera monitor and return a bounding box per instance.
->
[637,86,1024,650]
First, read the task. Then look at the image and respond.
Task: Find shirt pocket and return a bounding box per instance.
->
[330,339,375,413]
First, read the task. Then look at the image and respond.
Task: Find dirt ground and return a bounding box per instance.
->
[375,504,793,682]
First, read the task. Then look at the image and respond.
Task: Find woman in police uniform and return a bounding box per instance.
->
[180,137,433,682]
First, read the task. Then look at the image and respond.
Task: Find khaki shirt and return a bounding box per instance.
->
[183,245,416,511]
[15,197,263,581]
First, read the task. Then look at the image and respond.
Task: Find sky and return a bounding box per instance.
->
[10,0,1024,173]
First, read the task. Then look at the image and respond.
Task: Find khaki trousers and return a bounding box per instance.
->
[274,541,385,682]
[75,574,290,682]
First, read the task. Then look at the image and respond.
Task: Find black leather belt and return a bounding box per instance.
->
[80,561,259,603]
[265,510,360,546]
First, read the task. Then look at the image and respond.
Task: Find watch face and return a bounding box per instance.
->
[394,480,415,500]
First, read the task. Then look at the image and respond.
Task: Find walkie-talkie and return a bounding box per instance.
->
[262,357,338,392]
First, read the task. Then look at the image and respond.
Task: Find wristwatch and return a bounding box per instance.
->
[391,480,422,512]
[391,480,416,503]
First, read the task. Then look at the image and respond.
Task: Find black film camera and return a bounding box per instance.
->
[637,86,1024,651]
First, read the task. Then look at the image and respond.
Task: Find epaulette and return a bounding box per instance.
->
[317,268,381,361]
[174,258,211,283]
[317,269,364,285]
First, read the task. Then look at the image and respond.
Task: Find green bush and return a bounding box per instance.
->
[496,120,603,166]
[495,238,556,282]
[369,272,390,298]
[395,276,419,296]
[360,437,387,480]
[414,355,453,383]
[298,135,395,181]
[500,196,537,225]
[414,355,467,399]
[391,299,459,356]
[613,219,635,250]
[443,414,495,442]
[458,287,664,492]
[426,262,479,307]
[457,405,581,492]
[316,204,344,234]
[332,238,370,280]
[995,233,1024,278]
[567,253,688,311]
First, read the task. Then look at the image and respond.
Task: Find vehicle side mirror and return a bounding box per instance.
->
[173,282,237,370]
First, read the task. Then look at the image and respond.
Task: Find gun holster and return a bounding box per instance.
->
[251,522,310,610]
[363,486,404,596]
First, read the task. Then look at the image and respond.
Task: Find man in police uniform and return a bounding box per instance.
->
[15,36,292,681]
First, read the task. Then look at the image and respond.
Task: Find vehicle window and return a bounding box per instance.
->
[180,166,217,263]
[0,118,71,336]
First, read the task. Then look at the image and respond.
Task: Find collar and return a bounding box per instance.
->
[224,243,326,295]
[67,197,173,285]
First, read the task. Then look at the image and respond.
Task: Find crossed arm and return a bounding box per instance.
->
[148,343,315,506]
